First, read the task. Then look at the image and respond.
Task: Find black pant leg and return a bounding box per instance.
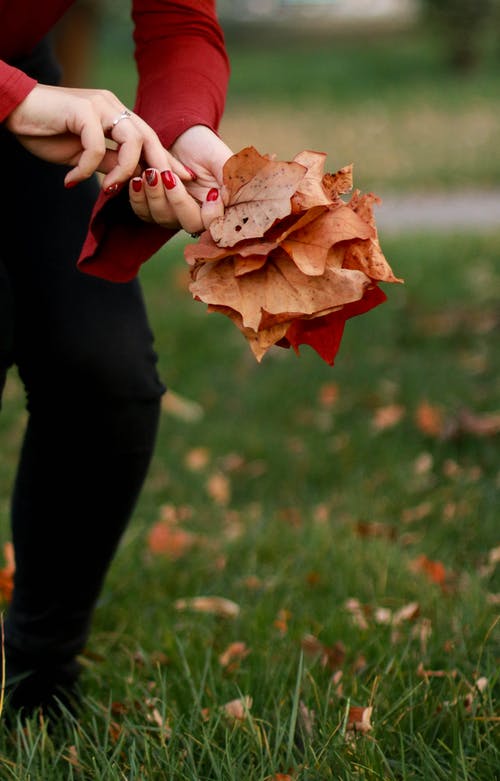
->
[1,117,165,670]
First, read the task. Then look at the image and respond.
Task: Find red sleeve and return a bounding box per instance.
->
[77,0,230,283]
[0,60,37,122]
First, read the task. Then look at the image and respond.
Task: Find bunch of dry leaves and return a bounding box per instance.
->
[184,146,402,365]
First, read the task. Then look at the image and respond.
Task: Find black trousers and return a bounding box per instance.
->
[0,44,165,673]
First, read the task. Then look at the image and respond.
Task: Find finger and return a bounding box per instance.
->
[142,167,180,228]
[140,131,192,182]
[201,188,224,230]
[129,177,154,223]
[64,112,106,186]
[100,116,145,190]
[160,170,203,234]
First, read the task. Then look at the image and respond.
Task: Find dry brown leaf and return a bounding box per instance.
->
[206,472,231,506]
[281,204,374,276]
[274,608,291,635]
[344,598,369,630]
[392,602,420,626]
[322,164,353,198]
[162,389,204,423]
[298,700,316,738]
[219,641,251,669]
[185,146,401,365]
[409,554,449,587]
[415,401,444,437]
[223,695,253,721]
[301,634,346,669]
[184,446,211,471]
[174,596,240,619]
[211,146,306,246]
[191,252,371,333]
[346,705,373,734]
[147,522,196,559]
[372,403,406,431]
[0,541,15,603]
[291,150,333,212]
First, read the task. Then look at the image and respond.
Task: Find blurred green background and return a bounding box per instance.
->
[55,0,500,194]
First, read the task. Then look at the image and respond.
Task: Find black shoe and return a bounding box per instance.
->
[4,656,82,722]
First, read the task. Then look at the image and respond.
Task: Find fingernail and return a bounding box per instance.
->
[145,168,158,186]
[105,183,119,195]
[161,170,176,190]
[64,180,77,190]
[206,188,219,202]
[132,177,143,193]
[183,165,197,180]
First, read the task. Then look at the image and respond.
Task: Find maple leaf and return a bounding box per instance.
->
[281,203,374,276]
[210,146,307,246]
[185,146,402,365]
[322,164,354,199]
[191,251,371,333]
[290,150,333,212]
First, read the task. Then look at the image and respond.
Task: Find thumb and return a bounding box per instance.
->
[201,188,224,230]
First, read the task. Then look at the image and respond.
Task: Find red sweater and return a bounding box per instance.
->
[0,0,230,281]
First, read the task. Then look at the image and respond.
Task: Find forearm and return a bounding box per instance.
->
[132,0,230,147]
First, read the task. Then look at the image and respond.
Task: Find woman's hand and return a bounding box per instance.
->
[4,83,191,192]
[128,125,233,235]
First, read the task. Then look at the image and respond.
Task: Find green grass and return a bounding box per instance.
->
[0,231,498,779]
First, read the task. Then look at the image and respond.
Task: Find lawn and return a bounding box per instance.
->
[0,15,499,781]
[0,229,498,779]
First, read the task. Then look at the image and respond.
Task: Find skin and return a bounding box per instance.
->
[5,83,233,234]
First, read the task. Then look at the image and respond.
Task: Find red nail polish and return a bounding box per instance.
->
[145,168,158,186]
[206,188,219,202]
[161,170,176,190]
[132,177,142,192]
[105,183,119,195]
[64,180,77,189]
[183,165,197,180]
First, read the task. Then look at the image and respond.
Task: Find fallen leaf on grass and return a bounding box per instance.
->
[355,520,397,540]
[301,634,346,669]
[161,389,204,422]
[298,700,315,738]
[270,775,296,781]
[185,146,402,365]
[417,662,457,680]
[174,596,240,619]
[448,407,500,438]
[184,446,211,471]
[219,641,251,669]
[223,696,253,721]
[0,541,15,603]
[205,472,231,506]
[479,546,500,578]
[147,522,197,559]
[372,403,405,431]
[346,705,373,735]
[274,608,292,635]
[415,400,444,437]
[409,555,449,588]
